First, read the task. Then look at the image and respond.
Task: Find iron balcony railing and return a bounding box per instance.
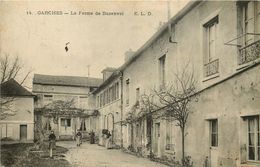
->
[239,40,260,65]
[204,59,219,77]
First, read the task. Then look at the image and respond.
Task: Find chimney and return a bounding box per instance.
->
[124,48,135,62]
[101,67,116,82]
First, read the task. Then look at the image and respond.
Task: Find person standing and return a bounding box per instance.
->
[49,131,56,158]
[105,131,112,149]
[76,129,82,147]
[89,130,95,144]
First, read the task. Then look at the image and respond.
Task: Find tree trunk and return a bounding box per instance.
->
[181,126,185,165]
[131,123,134,146]
[147,115,153,158]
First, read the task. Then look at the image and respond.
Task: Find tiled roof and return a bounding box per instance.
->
[0,79,34,96]
[33,74,103,87]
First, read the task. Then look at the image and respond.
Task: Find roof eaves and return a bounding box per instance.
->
[32,82,100,88]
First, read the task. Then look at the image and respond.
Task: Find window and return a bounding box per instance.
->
[203,16,219,77]
[43,94,53,106]
[79,119,86,131]
[44,119,52,131]
[238,1,260,65]
[210,119,218,147]
[100,93,103,107]
[61,118,71,130]
[126,79,130,106]
[97,95,100,108]
[241,1,259,45]
[165,119,174,151]
[136,88,140,103]
[116,82,119,99]
[108,87,111,103]
[112,85,116,101]
[159,55,166,87]
[247,116,260,161]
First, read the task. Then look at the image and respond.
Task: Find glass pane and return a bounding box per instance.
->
[249,146,255,160]
[257,117,259,131]
[212,120,217,133]
[248,119,255,132]
[211,134,217,147]
[67,119,71,127]
[249,133,255,146]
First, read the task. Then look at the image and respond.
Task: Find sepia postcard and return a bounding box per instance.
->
[0,0,260,167]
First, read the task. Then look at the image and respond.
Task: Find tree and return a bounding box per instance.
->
[0,54,31,85]
[0,97,16,120]
[139,93,159,158]
[34,99,86,149]
[38,99,85,124]
[125,93,160,157]
[0,54,32,119]
[154,66,197,165]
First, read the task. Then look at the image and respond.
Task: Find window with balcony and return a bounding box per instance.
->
[203,16,219,78]
[238,1,260,65]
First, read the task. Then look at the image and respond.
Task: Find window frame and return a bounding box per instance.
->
[165,118,175,151]
[159,55,166,88]
[210,119,218,147]
[203,15,220,78]
[247,115,260,162]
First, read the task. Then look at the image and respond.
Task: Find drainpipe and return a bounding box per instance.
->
[119,71,123,148]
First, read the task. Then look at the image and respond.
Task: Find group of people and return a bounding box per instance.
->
[48,129,96,149]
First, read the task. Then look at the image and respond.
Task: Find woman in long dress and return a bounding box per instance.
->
[105,131,112,149]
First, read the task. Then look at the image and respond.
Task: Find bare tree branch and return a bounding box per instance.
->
[0,97,17,120]
[0,54,33,120]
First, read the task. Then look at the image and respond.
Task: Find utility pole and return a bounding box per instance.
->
[87,65,91,77]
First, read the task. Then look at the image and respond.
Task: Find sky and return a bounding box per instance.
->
[0,0,189,88]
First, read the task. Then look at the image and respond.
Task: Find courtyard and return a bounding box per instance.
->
[58,141,168,167]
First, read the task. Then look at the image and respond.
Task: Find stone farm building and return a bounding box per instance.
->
[30,1,260,167]
[0,79,34,142]
[94,1,260,167]
[33,74,102,140]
